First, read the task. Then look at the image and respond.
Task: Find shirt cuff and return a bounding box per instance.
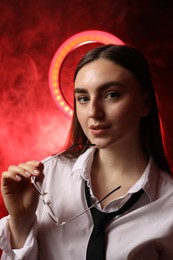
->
[0,216,38,260]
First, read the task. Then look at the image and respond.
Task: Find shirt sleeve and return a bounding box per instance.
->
[0,216,38,260]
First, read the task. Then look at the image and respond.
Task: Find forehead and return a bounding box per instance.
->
[74,58,139,90]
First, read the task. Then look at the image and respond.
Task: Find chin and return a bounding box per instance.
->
[88,136,113,149]
[92,142,109,149]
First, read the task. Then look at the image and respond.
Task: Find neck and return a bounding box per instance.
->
[96,136,149,176]
[91,139,149,205]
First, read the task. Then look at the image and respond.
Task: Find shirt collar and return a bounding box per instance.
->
[71,147,160,202]
[142,157,160,202]
[128,157,160,202]
[71,146,96,177]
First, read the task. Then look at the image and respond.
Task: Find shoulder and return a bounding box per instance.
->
[158,169,173,191]
[145,158,173,202]
[153,168,173,208]
[42,154,77,175]
[41,146,96,176]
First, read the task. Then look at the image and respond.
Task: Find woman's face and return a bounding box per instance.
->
[74,58,150,149]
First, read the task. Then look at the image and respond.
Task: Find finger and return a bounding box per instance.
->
[18,162,42,177]
[2,169,29,184]
[7,165,31,179]
[7,163,39,181]
[18,162,44,184]
[25,160,41,167]
[25,160,44,174]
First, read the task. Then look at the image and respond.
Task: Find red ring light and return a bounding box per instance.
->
[49,30,124,118]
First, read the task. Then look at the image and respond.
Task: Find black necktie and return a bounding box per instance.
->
[85,182,144,260]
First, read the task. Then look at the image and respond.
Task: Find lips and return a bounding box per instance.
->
[89,124,110,136]
[90,124,110,130]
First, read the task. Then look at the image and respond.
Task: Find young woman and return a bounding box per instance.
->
[1,44,173,259]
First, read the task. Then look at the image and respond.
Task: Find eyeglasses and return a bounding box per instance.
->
[31,144,121,227]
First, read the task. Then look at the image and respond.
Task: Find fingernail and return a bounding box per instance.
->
[33,169,40,176]
[16,175,22,181]
[25,171,31,177]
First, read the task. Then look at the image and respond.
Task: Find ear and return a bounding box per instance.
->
[140,93,151,117]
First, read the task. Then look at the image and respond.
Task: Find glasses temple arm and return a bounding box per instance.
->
[59,185,121,226]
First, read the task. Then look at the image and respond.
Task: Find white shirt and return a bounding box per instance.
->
[1,147,173,260]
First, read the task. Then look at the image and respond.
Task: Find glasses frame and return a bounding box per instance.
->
[31,144,121,226]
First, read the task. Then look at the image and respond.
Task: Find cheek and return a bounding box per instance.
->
[76,107,86,126]
[110,99,143,123]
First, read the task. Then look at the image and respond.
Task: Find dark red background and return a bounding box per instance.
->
[0,0,173,218]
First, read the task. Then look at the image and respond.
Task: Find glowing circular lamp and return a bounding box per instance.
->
[49,30,124,118]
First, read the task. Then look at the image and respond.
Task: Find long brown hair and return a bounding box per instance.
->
[62,44,171,173]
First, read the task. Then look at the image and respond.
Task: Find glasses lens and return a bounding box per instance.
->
[43,200,59,224]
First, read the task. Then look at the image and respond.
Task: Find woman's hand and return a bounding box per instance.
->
[1,160,43,248]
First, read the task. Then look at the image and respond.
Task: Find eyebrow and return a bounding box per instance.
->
[74,81,126,94]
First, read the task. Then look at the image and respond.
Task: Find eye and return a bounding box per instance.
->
[76,95,90,104]
[105,91,120,100]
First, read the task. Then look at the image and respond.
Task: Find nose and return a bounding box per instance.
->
[88,98,104,119]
